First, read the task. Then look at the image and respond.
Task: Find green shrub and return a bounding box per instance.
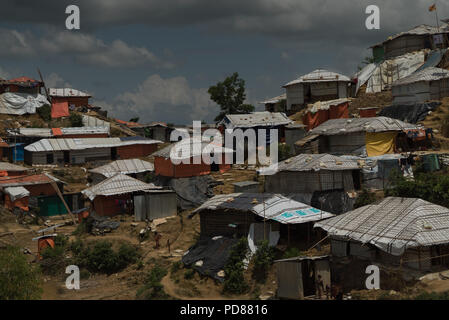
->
[413,291,449,300]
[184,269,195,280]
[37,104,51,122]
[252,240,274,283]
[136,265,169,300]
[386,171,449,208]
[278,144,292,161]
[171,261,182,274]
[69,112,83,127]
[40,235,69,274]
[71,240,139,274]
[223,238,249,294]
[282,247,303,259]
[354,189,377,209]
[0,246,42,300]
[117,242,140,267]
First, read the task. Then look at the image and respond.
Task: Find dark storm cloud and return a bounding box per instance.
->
[2,0,448,47]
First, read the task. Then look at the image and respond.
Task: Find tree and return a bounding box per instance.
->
[208,72,255,122]
[129,117,140,123]
[69,112,83,127]
[0,246,42,300]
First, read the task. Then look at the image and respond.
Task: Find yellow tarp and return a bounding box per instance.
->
[366,132,397,157]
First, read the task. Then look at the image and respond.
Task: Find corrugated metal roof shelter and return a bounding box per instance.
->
[315,197,449,258]
[153,138,233,178]
[90,159,154,178]
[309,117,419,135]
[0,173,64,197]
[264,154,360,196]
[7,127,110,139]
[25,137,161,152]
[82,174,161,200]
[391,67,449,105]
[284,70,351,87]
[219,111,292,129]
[193,193,334,240]
[371,23,449,60]
[275,255,330,300]
[0,162,29,173]
[260,94,287,112]
[193,193,334,224]
[24,137,161,165]
[48,88,91,97]
[283,70,351,112]
[393,67,449,86]
[276,154,359,172]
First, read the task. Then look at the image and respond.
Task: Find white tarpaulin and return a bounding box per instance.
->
[0,92,49,115]
[4,186,30,201]
[366,51,426,93]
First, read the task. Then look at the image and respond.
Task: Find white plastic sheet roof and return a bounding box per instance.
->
[90,159,154,177]
[221,111,292,129]
[365,51,426,93]
[284,69,350,87]
[276,154,360,172]
[315,197,449,256]
[193,193,334,225]
[4,186,30,201]
[82,173,161,200]
[153,138,234,160]
[48,88,91,98]
[392,67,449,86]
[309,117,419,135]
[25,137,161,152]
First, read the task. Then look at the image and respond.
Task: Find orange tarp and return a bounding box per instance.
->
[51,99,69,118]
[303,102,349,131]
[303,109,329,131]
[37,237,55,259]
[5,194,29,211]
[52,128,63,136]
[329,102,349,119]
[360,108,378,118]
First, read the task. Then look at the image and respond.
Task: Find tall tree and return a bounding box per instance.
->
[208,72,255,122]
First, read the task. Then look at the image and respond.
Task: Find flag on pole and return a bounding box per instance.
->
[429,4,437,12]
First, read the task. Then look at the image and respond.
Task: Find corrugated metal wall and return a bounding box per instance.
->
[327,133,366,155]
[286,84,304,110]
[134,192,177,221]
[276,261,303,299]
[265,171,354,194]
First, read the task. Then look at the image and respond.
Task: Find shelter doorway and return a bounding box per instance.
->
[46,153,54,164]
[63,151,70,164]
[301,260,315,297]
[352,170,361,190]
[111,147,117,160]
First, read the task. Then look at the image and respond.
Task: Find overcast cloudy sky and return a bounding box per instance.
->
[0,0,447,124]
